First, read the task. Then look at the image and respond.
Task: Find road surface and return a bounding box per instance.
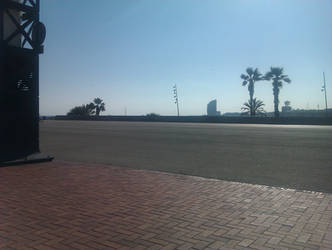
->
[40,120,332,192]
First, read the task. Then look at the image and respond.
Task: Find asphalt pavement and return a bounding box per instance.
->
[40,120,332,193]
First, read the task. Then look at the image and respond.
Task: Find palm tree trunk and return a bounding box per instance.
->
[249,82,254,116]
[273,85,280,118]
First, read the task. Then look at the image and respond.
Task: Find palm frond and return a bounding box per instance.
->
[284,77,291,83]
[264,71,273,80]
[253,68,262,80]
[265,67,291,84]
[94,98,103,105]
[241,98,265,115]
[246,67,254,76]
[240,74,249,80]
[270,67,283,77]
[243,102,250,108]
[100,103,106,112]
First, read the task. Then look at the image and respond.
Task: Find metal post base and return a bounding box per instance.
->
[0,153,54,167]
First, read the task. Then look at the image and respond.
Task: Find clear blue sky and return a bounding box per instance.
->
[39,0,332,116]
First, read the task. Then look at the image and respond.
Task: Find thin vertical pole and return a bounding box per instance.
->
[173,84,180,116]
[0,2,4,120]
[0,1,4,81]
[176,98,179,116]
[176,85,179,117]
[323,72,328,117]
[35,0,41,152]
[0,2,3,42]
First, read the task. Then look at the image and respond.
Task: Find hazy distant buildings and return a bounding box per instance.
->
[207,99,221,116]
[282,101,292,113]
[282,106,292,113]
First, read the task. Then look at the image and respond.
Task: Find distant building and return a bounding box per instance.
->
[282,106,292,112]
[282,101,292,113]
[207,99,221,116]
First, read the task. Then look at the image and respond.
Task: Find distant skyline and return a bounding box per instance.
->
[39,0,332,116]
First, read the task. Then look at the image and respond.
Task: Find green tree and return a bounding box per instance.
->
[93,98,106,116]
[241,98,265,116]
[240,67,263,116]
[146,113,160,121]
[67,103,95,116]
[265,67,291,118]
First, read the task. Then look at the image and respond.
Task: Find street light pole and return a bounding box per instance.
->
[322,72,328,117]
[173,85,180,116]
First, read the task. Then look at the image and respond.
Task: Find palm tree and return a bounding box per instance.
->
[241,98,265,116]
[146,113,160,121]
[67,104,95,116]
[265,67,291,118]
[93,98,106,116]
[240,67,263,116]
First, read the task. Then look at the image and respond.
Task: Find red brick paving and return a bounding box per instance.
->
[0,161,332,250]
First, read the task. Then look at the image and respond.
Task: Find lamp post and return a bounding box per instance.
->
[322,72,328,117]
[173,84,180,116]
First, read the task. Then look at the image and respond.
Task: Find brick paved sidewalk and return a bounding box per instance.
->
[0,161,332,250]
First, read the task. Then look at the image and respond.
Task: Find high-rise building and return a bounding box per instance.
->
[207,99,221,116]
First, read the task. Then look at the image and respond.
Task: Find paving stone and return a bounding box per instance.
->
[208,240,226,249]
[267,236,282,245]
[238,238,254,247]
[297,233,312,243]
[0,161,331,249]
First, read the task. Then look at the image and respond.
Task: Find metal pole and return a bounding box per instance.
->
[0,1,3,42]
[0,1,4,94]
[176,98,179,116]
[323,72,328,117]
[173,85,180,116]
[34,0,41,152]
